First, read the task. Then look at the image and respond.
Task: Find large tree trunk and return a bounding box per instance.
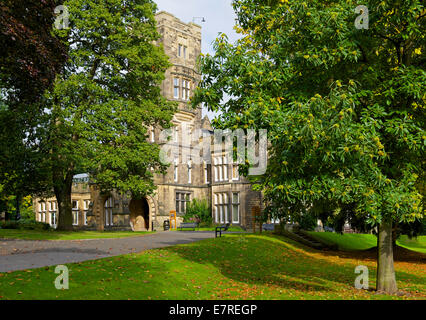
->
[54,174,74,231]
[15,194,21,220]
[376,219,398,294]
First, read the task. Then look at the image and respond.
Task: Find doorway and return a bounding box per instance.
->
[129,198,150,231]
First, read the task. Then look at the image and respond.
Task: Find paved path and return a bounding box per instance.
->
[0,231,215,272]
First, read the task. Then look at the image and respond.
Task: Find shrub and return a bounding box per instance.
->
[0,219,51,230]
[0,220,19,229]
[297,212,317,231]
[183,199,212,226]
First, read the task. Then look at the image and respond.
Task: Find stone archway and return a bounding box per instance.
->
[129,198,150,231]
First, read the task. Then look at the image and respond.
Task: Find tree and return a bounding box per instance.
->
[38,0,175,230]
[0,100,54,220]
[1,1,67,216]
[184,199,212,226]
[0,0,67,102]
[192,0,425,294]
[0,194,34,220]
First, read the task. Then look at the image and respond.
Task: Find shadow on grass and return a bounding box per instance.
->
[161,234,425,296]
[1,234,424,300]
[304,243,426,263]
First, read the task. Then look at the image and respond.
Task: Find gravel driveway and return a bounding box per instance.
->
[0,231,215,272]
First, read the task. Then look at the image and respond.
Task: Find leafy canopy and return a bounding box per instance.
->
[0,0,67,102]
[0,0,67,200]
[192,0,425,226]
[39,0,176,198]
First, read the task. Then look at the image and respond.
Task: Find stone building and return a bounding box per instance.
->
[34,12,262,231]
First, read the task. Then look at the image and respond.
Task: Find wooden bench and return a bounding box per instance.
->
[178,222,199,231]
[262,223,275,231]
[215,223,230,238]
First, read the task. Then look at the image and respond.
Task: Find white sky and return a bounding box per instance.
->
[154,0,240,120]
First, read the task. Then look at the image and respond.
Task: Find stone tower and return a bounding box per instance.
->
[155,11,203,129]
[152,12,210,227]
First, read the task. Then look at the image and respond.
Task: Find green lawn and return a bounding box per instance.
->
[0,234,424,300]
[397,235,426,254]
[308,232,426,254]
[307,232,377,251]
[0,229,153,241]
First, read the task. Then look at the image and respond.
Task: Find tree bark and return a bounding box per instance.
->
[54,174,74,231]
[376,218,398,294]
[15,194,21,220]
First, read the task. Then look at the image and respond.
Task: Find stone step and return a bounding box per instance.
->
[293,232,327,247]
[295,230,338,250]
[276,229,326,249]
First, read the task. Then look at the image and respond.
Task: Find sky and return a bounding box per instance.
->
[154,0,240,120]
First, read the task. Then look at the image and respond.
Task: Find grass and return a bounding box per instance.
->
[307,232,377,251]
[397,235,426,254]
[308,232,426,254]
[0,234,424,300]
[0,229,153,241]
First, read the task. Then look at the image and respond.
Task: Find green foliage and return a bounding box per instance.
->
[0,104,53,203]
[183,199,212,226]
[396,218,425,239]
[193,1,425,293]
[193,0,425,229]
[35,0,176,229]
[0,219,51,231]
[0,195,35,220]
[19,195,34,220]
[44,0,175,193]
[0,1,67,205]
[297,212,318,231]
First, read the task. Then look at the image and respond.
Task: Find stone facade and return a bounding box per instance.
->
[34,11,262,231]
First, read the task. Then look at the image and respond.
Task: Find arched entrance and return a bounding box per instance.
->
[129,198,150,231]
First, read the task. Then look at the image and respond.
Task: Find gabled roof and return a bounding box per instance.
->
[201,116,213,133]
[73,173,89,183]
